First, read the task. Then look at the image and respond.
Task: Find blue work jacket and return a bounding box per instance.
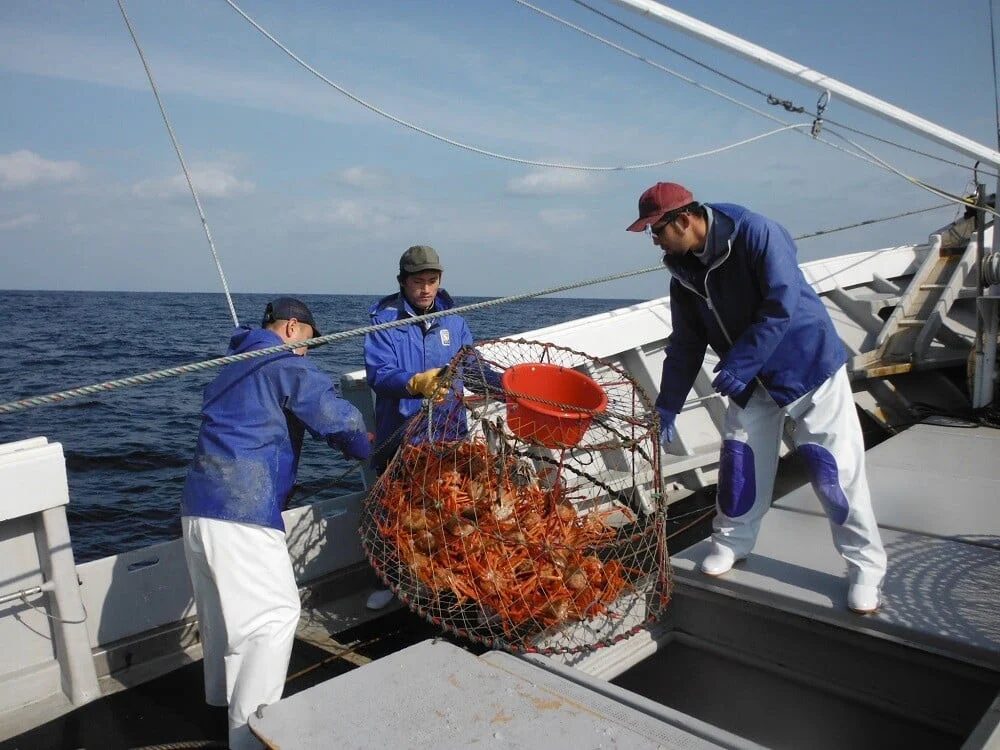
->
[364,290,473,468]
[182,327,367,531]
[658,203,847,412]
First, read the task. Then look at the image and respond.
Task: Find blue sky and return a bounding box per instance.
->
[1,0,997,299]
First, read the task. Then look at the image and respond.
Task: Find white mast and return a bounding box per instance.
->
[607,0,1000,169]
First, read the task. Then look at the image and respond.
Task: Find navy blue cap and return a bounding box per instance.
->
[261,297,320,337]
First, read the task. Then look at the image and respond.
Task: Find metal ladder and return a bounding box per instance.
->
[848,234,978,378]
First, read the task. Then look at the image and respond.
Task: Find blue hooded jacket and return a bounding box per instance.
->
[657,203,847,412]
[182,327,367,531]
[364,289,473,469]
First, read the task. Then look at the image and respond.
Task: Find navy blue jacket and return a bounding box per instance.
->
[182,327,367,531]
[364,290,473,469]
[658,203,847,412]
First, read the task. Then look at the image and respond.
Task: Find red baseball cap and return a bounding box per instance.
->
[626,182,695,232]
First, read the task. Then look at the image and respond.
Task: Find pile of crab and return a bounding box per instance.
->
[362,439,659,650]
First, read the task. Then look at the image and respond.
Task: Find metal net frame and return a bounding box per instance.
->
[360,338,671,655]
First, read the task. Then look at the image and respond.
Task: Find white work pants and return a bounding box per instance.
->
[182,516,301,750]
[713,365,887,587]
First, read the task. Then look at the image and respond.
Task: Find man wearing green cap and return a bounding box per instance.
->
[363,245,476,608]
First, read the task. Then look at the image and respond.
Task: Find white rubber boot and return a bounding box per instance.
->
[847,583,880,614]
[699,542,744,576]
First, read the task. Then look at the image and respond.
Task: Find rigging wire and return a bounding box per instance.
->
[117,0,239,327]
[512,0,990,214]
[565,0,999,178]
[991,0,1000,151]
[512,0,793,129]
[223,0,984,213]
[222,0,805,171]
[793,203,953,241]
[823,129,1000,218]
[508,0,888,176]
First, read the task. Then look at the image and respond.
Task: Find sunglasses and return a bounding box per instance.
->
[645,212,683,236]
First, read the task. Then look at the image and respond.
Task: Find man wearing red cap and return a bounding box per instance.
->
[628,183,886,614]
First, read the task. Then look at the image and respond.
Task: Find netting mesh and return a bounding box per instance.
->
[360,338,671,654]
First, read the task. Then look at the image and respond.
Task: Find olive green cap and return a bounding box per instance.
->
[399,245,443,275]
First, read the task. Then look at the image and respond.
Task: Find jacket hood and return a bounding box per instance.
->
[226,326,284,355]
[663,202,749,283]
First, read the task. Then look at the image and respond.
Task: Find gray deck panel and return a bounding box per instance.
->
[774,424,1000,548]
[671,510,1000,671]
[249,639,735,749]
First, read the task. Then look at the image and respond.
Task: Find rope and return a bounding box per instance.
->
[224,0,984,205]
[666,509,715,541]
[0,264,662,415]
[793,203,953,241]
[823,129,1000,219]
[13,591,88,626]
[566,0,772,101]
[283,633,384,684]
[511,0,886,176]
[514,0,793,129]
[130,744,227,750]
[666,502,717,522]
[565,0,998,178]
[3,187,979,418]
[222,0,804,171]
[290,462,362,503]
[510,0,984,190]
[117,0,239,327]
[991,0,1000,151]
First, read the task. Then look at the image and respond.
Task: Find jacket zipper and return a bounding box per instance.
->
[670,240,767,392]
[672,242,735,346]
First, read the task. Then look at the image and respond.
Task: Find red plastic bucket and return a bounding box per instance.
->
[502,363,608,448]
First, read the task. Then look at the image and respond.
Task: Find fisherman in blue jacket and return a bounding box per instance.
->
[362,245,474,609]
[364,245,474,471]
[181,297,371,750]
[628,182,886,614]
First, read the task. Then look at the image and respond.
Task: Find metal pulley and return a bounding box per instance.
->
[982,250,1000,288]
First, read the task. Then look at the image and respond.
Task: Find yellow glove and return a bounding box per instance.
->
[407,367,448,401]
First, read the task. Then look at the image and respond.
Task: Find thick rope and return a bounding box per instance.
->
[3,191,974,418]
[117,0,239,327]
[0,264,662,415]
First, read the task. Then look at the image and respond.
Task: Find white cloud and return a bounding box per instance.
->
[299,197,418,229]
[0,212,40,230]
[538,208,586,225]
[132,164,255,200]
[337,166,388,189]
[506,170,601,196]
[0,150,83,190]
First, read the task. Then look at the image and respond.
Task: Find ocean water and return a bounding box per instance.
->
[0,290,644,562]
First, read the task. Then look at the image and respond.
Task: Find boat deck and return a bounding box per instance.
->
[245,423,1000,749]
[6,425,999,748]
[672,423,1000,671]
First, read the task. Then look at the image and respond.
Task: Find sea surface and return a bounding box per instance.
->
[0,290,645,562]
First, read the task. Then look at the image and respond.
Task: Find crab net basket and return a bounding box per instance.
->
[359,338,671,655]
